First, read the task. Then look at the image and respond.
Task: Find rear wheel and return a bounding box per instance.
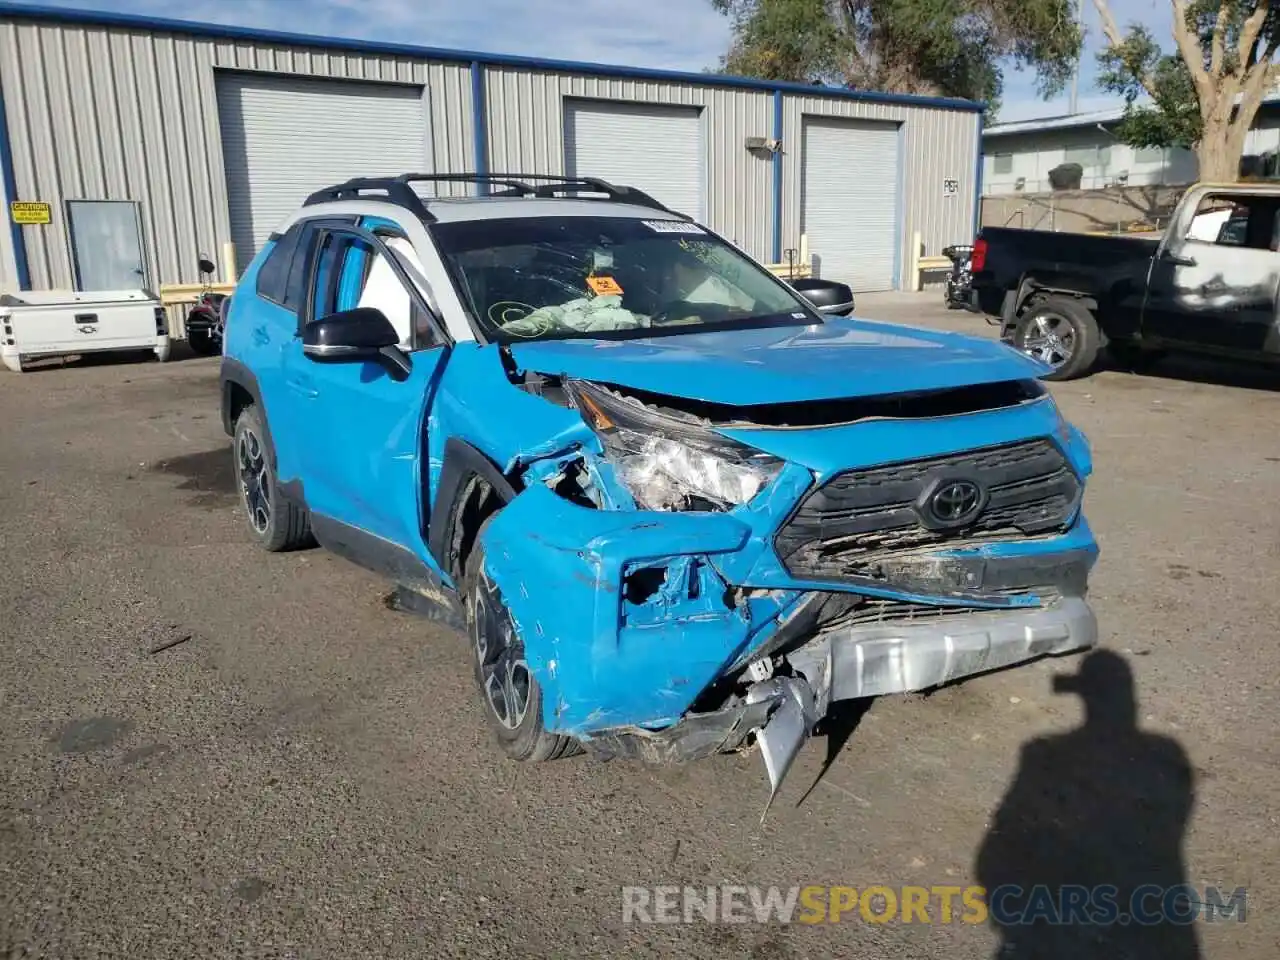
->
[232,405,312,552]
[1013,297,1100,381]
[464,517,579,762]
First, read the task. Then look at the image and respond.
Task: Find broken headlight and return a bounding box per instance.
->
[565,379,783,511]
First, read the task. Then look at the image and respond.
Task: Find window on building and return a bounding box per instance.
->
[1064,145,1098,168]
[993,153,1013,175]
[1135,146,1165,164]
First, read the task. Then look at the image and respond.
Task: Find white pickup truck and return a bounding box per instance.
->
[0,289,170,372]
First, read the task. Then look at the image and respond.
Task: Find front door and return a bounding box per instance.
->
[1141,192,1280,354]
[283,220,449,573]
[67,200,148,291]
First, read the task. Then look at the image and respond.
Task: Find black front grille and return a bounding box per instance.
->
[775,439,1079,584]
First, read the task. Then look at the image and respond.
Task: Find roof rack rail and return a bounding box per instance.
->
[302,172,686,220]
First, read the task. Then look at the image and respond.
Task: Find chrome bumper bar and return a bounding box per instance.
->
[748,597,1097,816]
[789,596,1098,706]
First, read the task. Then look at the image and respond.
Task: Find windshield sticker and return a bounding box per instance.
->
[586,275,624,296]
[642,220,706,234]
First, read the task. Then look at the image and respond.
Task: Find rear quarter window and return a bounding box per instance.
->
[254,226,303,305]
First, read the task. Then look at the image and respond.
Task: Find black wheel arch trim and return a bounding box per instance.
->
[1014,276,1099,317]
[428,437,519,580]
[220,357,296,483]
[220,357,262,437]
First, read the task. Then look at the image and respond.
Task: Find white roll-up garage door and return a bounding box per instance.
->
[564,100,704,219]
[801,118,900,292]
[216,73,431,264]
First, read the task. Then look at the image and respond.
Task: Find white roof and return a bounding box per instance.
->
[984,107,1126,138]
[986,93,1280,139]
[422,195,686,222]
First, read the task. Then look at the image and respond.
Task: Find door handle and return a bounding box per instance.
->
[1161,250,1197,267]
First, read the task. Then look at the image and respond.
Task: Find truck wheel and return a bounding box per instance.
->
[464,519,580,763]
[232,405,313,552]
[1014,297,1100,381]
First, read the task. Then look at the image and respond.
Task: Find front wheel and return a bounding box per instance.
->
[1012,297,1101,381]
[464,520,580,763]
[232,405,313,552]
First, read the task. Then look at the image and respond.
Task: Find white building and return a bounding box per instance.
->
[981,101,1280,195]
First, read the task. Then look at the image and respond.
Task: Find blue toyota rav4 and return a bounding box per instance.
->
[219,173,1099,804]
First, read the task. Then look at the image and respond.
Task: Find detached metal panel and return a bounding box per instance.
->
[216,73,430,261]
[563,100,704,219]
[801,118,899,291]
[0,17,472,293]
[486,68,774,261]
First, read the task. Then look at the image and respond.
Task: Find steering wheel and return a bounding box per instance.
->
[650,299,730,327]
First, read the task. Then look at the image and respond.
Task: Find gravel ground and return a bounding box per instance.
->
[1,294,1277,958]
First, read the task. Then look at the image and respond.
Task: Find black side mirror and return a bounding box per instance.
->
[197,256,216,275]
[302,307,409,379]
[789,277,855,316]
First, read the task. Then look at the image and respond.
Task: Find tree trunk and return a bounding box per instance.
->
[1196,117,1241,182]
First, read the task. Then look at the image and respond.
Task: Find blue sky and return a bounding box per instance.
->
[17,0,1171,121]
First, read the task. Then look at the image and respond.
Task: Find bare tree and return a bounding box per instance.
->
[1094,0,1280,182]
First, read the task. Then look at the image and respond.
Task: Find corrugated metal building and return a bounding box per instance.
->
[0,2,983,307]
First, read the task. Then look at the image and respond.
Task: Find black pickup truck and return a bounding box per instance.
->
[969,182,1280,379]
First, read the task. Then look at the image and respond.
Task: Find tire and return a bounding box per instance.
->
[187,329,218,356]
[1013,297,1101,381]
[464,517,579,762]
[232,405,313,552]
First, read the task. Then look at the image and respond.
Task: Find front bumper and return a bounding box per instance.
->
[788,595,1096,708]
[579,596,1096,756]
[577,595,1096,815]
[479,481,1097,737]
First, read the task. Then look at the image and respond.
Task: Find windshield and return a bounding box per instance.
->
[430,216,820,342]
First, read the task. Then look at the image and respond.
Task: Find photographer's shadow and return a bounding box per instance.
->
[975,650,1201,959]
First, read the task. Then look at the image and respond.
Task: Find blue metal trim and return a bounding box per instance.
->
[893,120,905,290]
[0,70,29,290]
[470,61,488,195]
[972,110,985,238]
[0,2,985,113]
[771,89,783,263]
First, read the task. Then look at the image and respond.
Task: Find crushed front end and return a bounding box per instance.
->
[475,366,1098,804]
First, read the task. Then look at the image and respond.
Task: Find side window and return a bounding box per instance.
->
[1215,216,1248,247]
[310,230,440,351]
[283,224,320,312]
[1185,194,1280,251]
[255,223,304,304]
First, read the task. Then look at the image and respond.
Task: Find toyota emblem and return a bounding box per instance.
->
[928,479,983,526]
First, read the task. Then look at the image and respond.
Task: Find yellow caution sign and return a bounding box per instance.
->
[10,201,51,225]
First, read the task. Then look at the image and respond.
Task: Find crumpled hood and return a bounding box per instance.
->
[509,316,1048,405]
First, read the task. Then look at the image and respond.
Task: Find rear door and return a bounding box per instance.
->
[67,200,148,291]
[1141,191,1280,353]
[284,219,449,571]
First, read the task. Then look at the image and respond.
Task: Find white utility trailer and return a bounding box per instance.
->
[0,290,170,372]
